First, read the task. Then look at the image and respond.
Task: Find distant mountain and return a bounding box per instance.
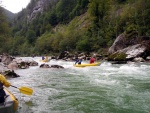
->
[2,8,16,21]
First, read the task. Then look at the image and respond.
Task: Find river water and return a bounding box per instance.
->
[7,57,150,113]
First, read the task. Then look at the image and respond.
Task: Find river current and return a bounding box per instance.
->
[7,57,150,113]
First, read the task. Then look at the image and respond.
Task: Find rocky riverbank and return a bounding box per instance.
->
[1,32,150,78]
[0,53,38,78]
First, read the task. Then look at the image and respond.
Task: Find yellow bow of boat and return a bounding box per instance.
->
[74,62,101,67]
[40,59,49,62]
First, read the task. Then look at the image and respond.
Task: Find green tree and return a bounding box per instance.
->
[0,7,12,54]
[0,7,10,34]
[88,0,112,50]
[26,29,36,44]
[56,0,76,23]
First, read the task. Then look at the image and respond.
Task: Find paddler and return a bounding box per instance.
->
[90,56,96,64]
[0,74,11,104]
[75,57,82,65]
[42,56,45,60]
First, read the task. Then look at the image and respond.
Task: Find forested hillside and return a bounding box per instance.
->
[0,7,13,54]
[0,0,150,56]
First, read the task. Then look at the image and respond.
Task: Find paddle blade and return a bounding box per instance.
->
[19,86,33,95]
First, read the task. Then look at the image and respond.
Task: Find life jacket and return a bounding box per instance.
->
[78,59,82,64]
[42,56,45,60]
[90,57,95,64]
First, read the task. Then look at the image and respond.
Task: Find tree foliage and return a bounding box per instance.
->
[0,0,150,56]
[0,7,12,54]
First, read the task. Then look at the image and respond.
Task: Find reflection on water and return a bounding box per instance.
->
[7,57,150,113]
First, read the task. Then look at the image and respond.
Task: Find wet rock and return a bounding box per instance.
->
[1,53,14,65]
[57,51,69,60]
[111,61,127,64]
[40,64,50,68]
[0,56,1,62]
[18,61,29,69]
[50,65,64,69]
[7,61,19,70]
[133,57,145,62]
[24,60,38,66]
[146,56,150,61]
[0,63,10,73]
[29,60,39,66]
[4,70,20,78]
[39,64,64,69]
[0,63,20,78]
[8,58,38,70]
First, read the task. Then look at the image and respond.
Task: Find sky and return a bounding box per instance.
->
[1,0,31,13]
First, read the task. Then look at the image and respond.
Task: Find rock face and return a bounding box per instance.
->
[108,32,150,62]
[27,0,50,22]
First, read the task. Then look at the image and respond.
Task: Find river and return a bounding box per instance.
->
[7,57,150,113]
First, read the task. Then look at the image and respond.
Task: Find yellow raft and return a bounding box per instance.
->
[74,62,101,67]
[0,88,18,113]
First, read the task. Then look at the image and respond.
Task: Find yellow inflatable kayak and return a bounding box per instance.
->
[74,62,101,67]
[40,56,50,62]
[0,88,18,113]
[40,59,50,62]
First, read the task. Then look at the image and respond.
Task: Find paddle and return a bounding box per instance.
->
[11,85,33,96]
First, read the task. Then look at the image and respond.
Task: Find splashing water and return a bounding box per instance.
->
[8,57,150,113]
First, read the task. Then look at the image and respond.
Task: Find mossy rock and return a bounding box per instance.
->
[108,52,127,61]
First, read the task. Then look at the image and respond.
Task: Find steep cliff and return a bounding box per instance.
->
[27,0,50,22]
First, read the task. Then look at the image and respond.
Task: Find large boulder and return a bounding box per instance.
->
[27,60,39,66]
[4,70,20,78]
[108,32,142,54]
[40,64,50,68]
[0,63,10,73]
[1,53,14,65]
[108,31,150,61]
[0,63,20,78]
[108,33,127,54]
[7,61,19,70]
[51,65,64,69]
[57,51,69,60]
[7,59,38,70]
[108,52,127,61]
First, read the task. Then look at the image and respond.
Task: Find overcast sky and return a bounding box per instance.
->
[1,0,31,13]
